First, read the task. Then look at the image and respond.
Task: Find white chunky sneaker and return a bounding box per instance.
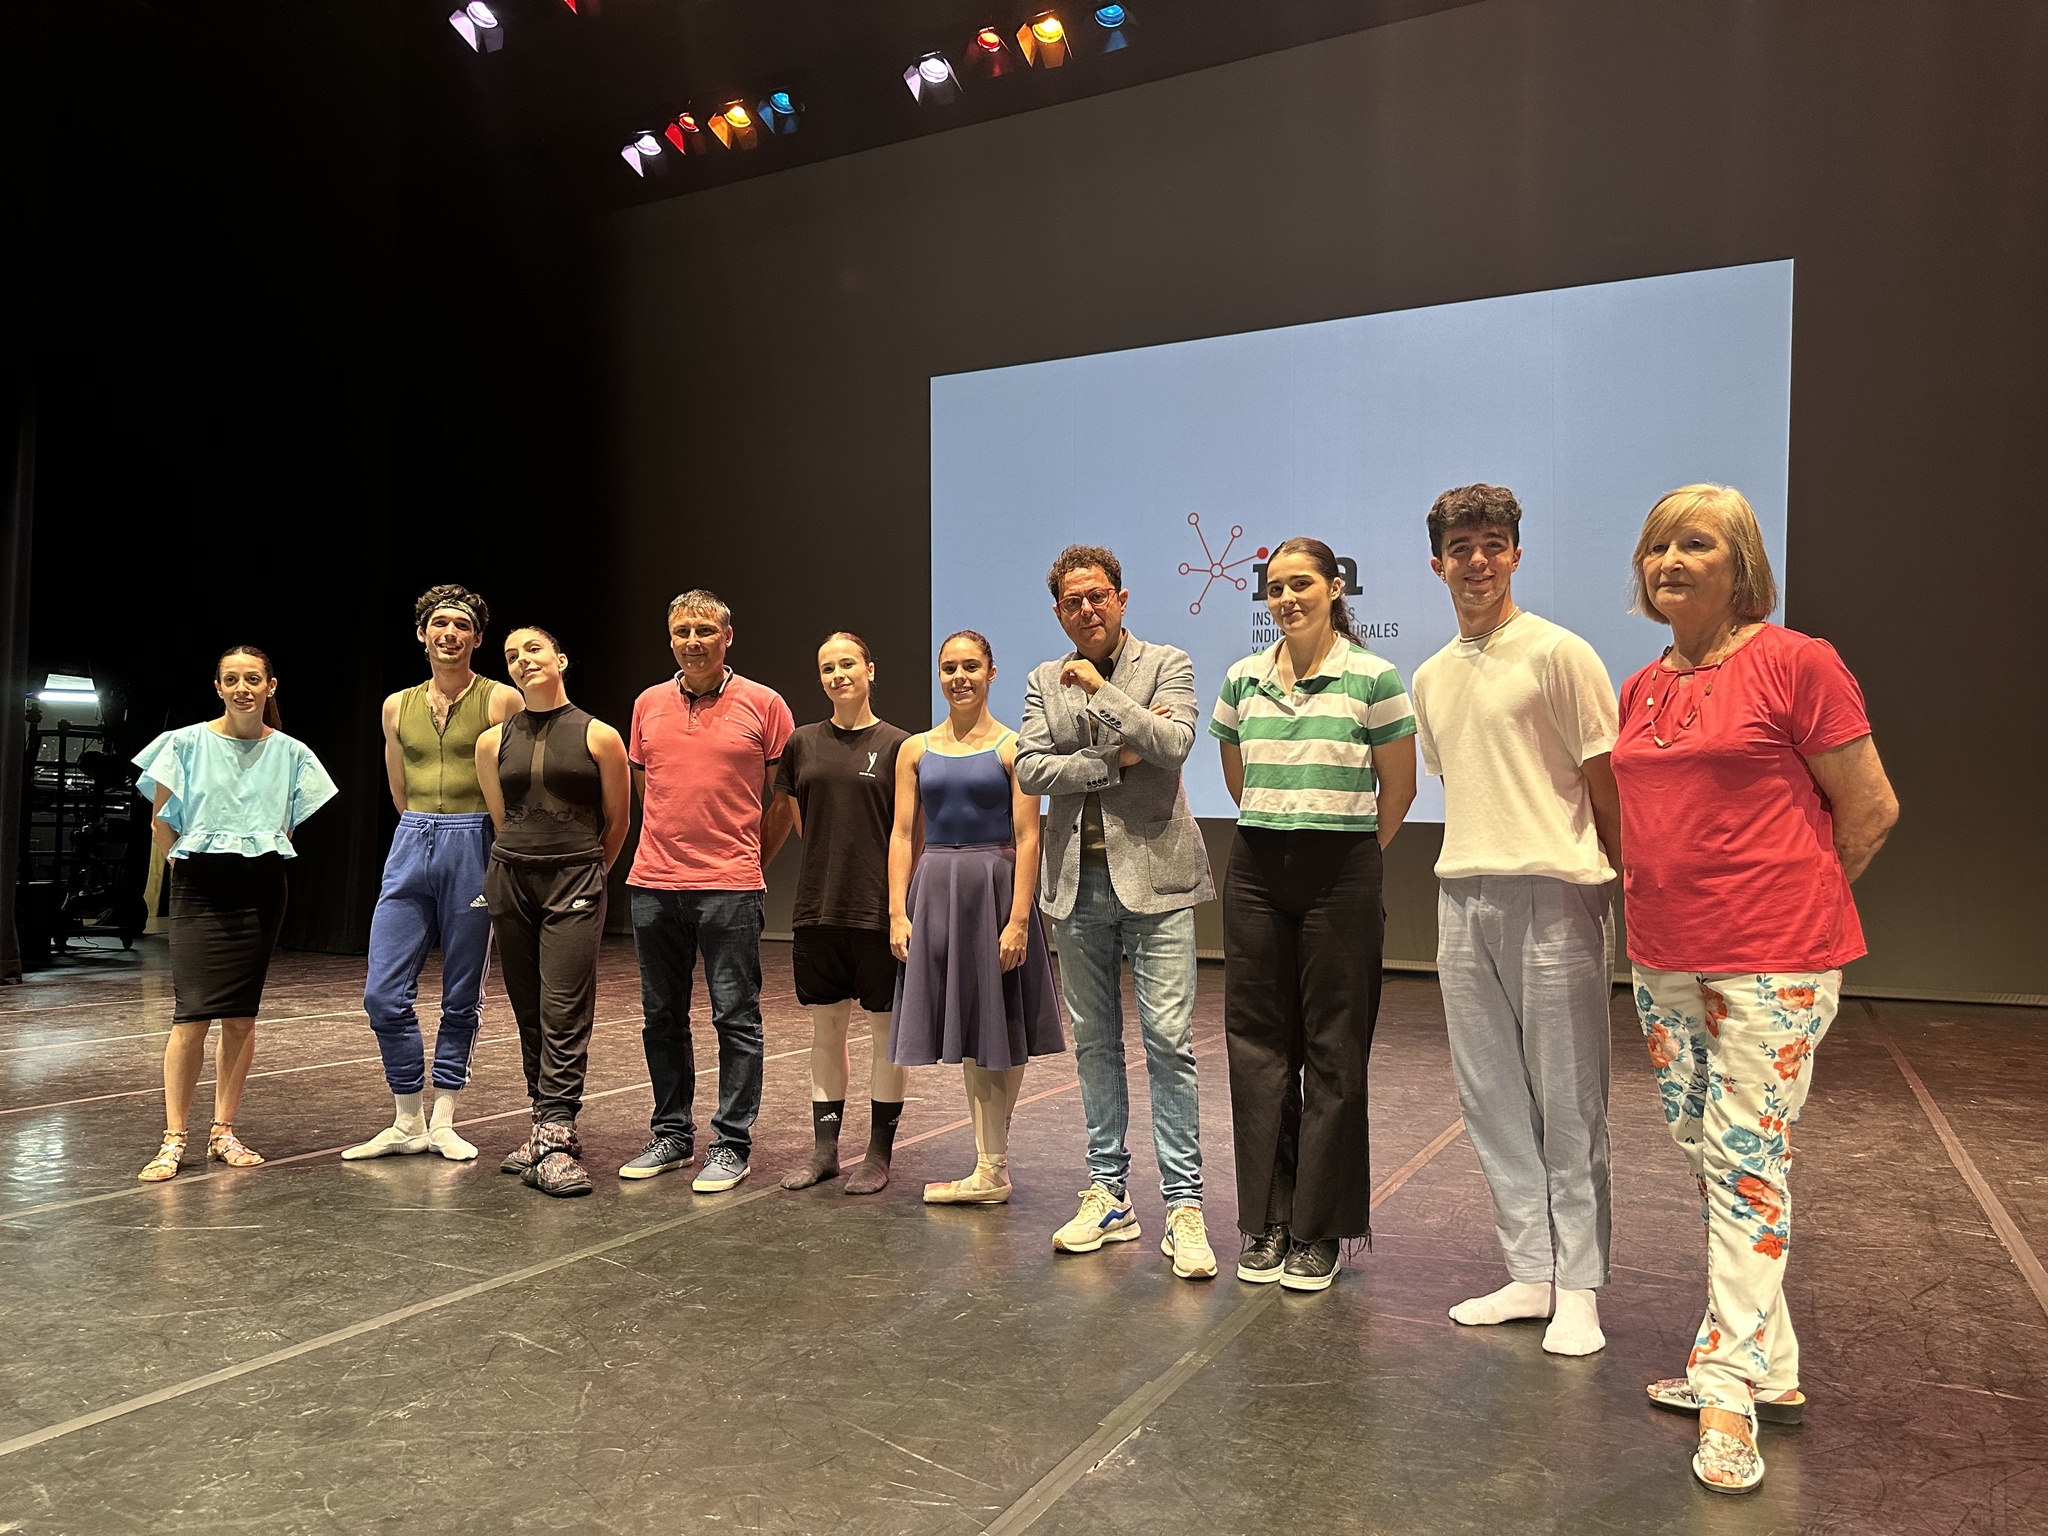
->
[1160,1204,1218,1279]
[1051,1184,1140,1253]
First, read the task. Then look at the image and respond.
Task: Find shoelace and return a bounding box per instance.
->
[1168,1208,1205,1247]
[1075,1187,1118,1221]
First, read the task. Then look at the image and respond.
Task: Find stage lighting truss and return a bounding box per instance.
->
[905,51,963,105]
[1092,4,1131,51]
[709,101,760,150]
[1018,11,1070,68]
[621,130,666,176]
[964,25,1018,79]
[757,90,801,136]
[449,1,503,52]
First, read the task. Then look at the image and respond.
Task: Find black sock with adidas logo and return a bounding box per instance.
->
[780,1100,845,1190]
[845,1100,903,1196]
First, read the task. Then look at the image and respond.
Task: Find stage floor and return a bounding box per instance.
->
[2,939,2043,1535]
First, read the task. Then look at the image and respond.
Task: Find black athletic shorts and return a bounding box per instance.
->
[791,925,898,1014]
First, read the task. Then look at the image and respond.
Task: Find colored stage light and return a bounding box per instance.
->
[449,1,503,52]
[663,113,711,156]
[904,52,963,105]
[620,131,665,176]
[964,25,1018,79]
[710,102,759,150]
[758,90,801,135]
[1018,12,1071,68]
[1093,4,1131,50]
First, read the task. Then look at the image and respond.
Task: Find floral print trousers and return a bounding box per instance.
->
[1632,966,1840,1422]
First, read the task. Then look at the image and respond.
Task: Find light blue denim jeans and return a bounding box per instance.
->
[1048,858,1203,1208]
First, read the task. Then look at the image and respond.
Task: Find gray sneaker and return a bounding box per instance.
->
[619,1134,694,1180]
[692,1146,749,1193]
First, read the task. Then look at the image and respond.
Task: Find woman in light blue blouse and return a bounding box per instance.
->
[134,645,338,1182]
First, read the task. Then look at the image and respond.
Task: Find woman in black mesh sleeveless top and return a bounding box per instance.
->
[476,626,631,1197]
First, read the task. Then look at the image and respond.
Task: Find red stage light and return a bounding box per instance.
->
[965,24,1017,78]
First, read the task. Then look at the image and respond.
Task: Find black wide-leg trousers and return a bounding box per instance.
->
[484,854,607,1125]
[1222,827,1384,1243]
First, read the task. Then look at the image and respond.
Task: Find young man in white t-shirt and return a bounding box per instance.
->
[1411,484,1623,1357]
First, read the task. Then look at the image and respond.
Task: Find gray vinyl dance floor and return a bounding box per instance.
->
[2,938,2044,1535]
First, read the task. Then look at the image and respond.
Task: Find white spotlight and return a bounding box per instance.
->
[36,672,99,713]
[621,132,666,176]
[450,2,504,53]
[905,52,962,105]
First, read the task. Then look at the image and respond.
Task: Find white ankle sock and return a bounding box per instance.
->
[395,1092,427,1135]
[1543,1287,1606,1355]
[1449,1279,1554,1326]
[427,1092,477,1161]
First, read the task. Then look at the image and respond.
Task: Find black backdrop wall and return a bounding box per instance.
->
[14,0,602,955]
[591,0,2047,1003]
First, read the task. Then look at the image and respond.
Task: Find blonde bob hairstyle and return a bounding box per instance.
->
[1630,484,1779,625]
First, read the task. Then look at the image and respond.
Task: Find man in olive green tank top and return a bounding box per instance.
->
[344,586,522,1164]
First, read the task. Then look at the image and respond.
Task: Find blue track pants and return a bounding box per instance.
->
[364,811,495,1094]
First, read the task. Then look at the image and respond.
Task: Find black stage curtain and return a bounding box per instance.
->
[0,397,34,984]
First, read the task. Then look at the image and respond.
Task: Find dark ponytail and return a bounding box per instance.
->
[217,644,283,729]
[1269,537,1357,640]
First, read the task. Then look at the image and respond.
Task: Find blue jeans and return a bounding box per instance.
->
[363,812,495,1095]
[1048,859,1203,1207]
[630,887,766,1156]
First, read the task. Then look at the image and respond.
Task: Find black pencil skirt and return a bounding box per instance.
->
[168,852,289,1023]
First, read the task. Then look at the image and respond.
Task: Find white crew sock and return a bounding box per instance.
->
[427,1091,477,1161]
[1542,1287,1606,1356]
[1449,1279,1554,1326]
[395,1092,427,1135]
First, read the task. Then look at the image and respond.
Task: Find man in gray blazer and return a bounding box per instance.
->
[1017,545,1217,1280]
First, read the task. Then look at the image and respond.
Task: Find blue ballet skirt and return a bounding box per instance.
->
[888,747,1064,1069]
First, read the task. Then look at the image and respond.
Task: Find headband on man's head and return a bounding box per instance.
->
[428,600,481,630]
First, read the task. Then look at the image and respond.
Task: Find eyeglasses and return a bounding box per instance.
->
[1056,589,1118,616]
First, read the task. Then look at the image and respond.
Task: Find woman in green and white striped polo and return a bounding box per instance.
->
[1210,537,1417,1293]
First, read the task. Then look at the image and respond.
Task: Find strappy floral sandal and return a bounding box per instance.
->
[923,1155,1011,1205]
[138,1130,188,1182]
[207,1121,265,1167]
[1647,1377,1805,1424]
[1692,1426,1765,1494]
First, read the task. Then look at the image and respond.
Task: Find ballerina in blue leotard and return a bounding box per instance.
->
[887,630,1064,1204]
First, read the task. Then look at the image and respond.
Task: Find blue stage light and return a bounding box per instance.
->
[759,91,802,135]
[1093,3,1130,51]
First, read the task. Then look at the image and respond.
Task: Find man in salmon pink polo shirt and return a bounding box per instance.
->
[620,589,796,1194]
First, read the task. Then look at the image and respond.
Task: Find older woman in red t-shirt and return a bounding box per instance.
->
[1612,485,1898,1496]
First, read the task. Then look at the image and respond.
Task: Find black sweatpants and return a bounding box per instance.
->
[1222,827,1384,1243]
[484,855,607,1125]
